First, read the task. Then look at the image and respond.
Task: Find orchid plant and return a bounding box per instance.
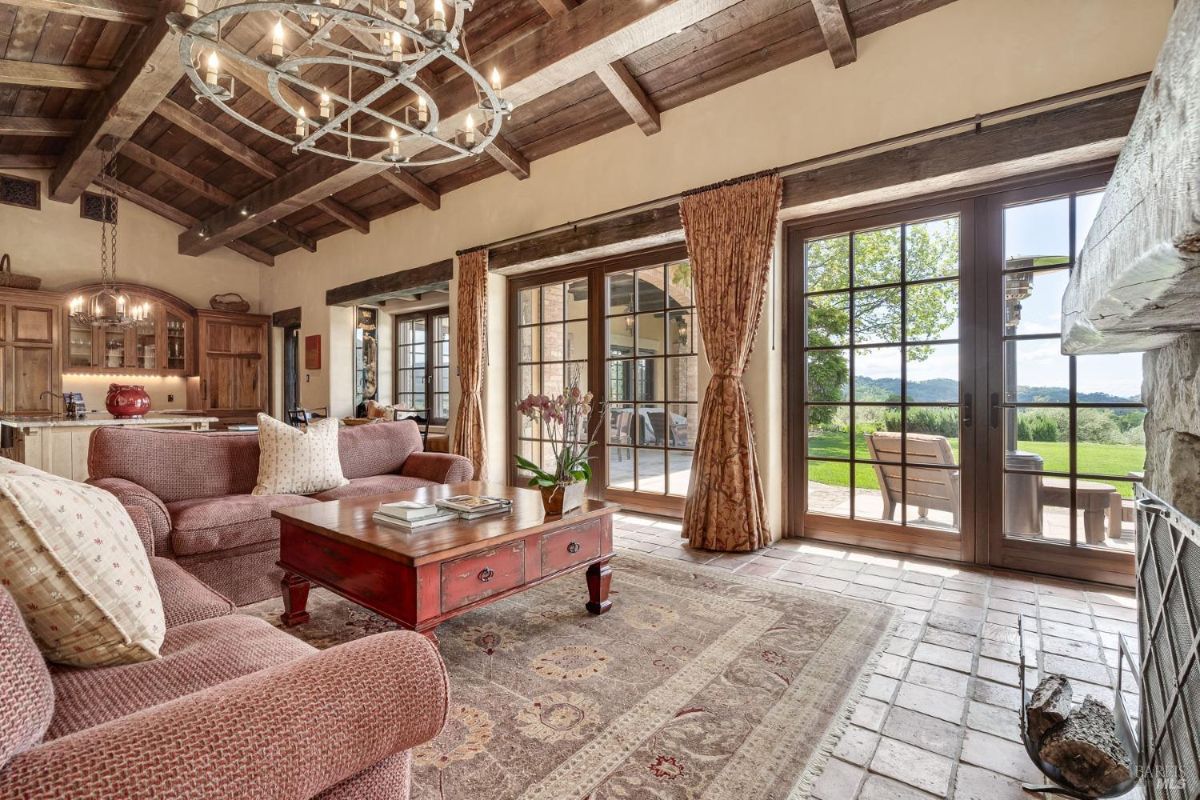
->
[514,379,603,489]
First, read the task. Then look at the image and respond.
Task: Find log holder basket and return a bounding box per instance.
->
[1019,615,1141,798]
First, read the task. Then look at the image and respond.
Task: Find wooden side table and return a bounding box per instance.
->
[1041,477,1122,544]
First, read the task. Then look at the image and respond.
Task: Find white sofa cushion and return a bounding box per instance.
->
[253,413,349,496]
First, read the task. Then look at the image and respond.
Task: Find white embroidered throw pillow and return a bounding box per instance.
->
[0,459,165,668]
[254,413,349,496]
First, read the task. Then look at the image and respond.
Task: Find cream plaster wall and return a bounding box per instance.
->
[0,170,267,413]
[259,0,1172,528]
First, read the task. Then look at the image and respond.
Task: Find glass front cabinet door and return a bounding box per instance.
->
[63,287,193,376]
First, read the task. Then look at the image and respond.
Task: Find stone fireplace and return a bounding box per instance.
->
[1144,334,1200,522]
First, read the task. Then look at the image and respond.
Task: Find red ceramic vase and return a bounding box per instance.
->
[105,384,151,419]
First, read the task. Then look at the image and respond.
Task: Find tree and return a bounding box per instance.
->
[806,219,959,426]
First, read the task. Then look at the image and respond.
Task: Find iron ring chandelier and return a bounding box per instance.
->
[170,0,512,168]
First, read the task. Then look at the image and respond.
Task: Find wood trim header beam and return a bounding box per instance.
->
[325,258,454,306]
[487,88,1143,273]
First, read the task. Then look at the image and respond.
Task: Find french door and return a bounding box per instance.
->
[788,171,1138,584]
[788,201,979,562]
[509,246,699,517]
[982,176,1140,585]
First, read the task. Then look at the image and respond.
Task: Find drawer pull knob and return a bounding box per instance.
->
[478,567,495,583]
[567,541,581,554]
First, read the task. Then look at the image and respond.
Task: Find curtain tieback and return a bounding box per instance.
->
[711,372,745,380]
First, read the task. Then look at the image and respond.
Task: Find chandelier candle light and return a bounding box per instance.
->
[169,0,513,169]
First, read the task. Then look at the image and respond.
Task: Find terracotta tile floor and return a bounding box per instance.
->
[612,512,1142,800]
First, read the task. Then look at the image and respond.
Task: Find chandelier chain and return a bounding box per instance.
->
[100,146,118,288]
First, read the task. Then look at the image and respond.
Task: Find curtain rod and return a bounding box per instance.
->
[465,73,1149,257]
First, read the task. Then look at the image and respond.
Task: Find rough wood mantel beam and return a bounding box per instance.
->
[96,175,275,266]
[179,0,733,256]
[811,0,857,68]
[49,0,185,203]
[0,59,115,91]
[536,0,661,135]
[1062,0,1200,354]
[14,0,157,25]
[152,99,370,235]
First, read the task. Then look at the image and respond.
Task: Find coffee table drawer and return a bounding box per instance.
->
[441,541,525,613]
[541,519,602,574]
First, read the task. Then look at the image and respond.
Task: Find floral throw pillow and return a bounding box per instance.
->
[0,459,165,667]
[253,413,349,496]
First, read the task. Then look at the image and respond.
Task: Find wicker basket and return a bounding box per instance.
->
[0,254,41,290]
[209,292,251,313]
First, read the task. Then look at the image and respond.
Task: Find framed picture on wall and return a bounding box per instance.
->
[304,334,322,370]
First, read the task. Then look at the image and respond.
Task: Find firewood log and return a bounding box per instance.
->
[1026,674,1073,742]
[1039,697,1133,795]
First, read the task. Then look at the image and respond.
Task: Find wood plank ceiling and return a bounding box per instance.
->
[0,0,958,266]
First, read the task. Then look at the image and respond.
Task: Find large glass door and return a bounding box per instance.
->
[985,177,1142,583]
[510,247,700,517]
[791,201,976,561]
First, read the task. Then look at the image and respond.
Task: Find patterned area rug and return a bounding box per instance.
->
[242,552,896,800]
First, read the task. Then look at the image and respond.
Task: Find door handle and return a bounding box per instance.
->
[962,393,973,428]
[989,393,1001,429]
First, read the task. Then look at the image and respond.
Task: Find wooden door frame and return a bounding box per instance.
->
[506,244,693,518]
[784,198,979,563]
[980,172,1135,587]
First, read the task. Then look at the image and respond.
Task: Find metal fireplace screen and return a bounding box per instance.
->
[1136,487,1200,800]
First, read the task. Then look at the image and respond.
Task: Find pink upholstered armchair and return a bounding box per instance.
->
[0,520,449,799]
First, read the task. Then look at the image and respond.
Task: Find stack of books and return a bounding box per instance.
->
[372,495,513,531]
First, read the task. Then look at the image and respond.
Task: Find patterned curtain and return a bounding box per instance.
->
[680,173,782,551]
[450,249,488,479]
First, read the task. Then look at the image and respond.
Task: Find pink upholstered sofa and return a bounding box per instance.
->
[87,420,473,605]
[0,506,448,799]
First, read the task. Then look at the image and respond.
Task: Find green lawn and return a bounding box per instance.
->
[807,430,1144,498]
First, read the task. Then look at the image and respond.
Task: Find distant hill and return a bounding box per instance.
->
[855,377,1141,405]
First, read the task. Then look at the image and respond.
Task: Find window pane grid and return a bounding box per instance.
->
[394,310,449,423]
[1000,190,1142,552]
[803,215,962,532]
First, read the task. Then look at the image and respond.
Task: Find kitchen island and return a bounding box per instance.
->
[0,413,221,481]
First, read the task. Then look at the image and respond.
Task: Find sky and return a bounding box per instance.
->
[854,190,1145,402]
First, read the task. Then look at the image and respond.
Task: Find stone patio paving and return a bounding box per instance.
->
[612,511,1142,800]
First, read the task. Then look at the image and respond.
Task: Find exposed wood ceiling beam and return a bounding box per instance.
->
[120,141,317,252]
[594,61,661,135]
[13,0,156,25]
[49,1,185,203]
[811,0,857,68]
[536,0,661,135]
[0,59,114,91]
[486,88,1143,273]
[96,175,274,266]
[180,0,735,255]
[380,170,441,210]
[0,154,58,169]
[152,99,370,234]
[484,133,531,180]
[0,117,81,137]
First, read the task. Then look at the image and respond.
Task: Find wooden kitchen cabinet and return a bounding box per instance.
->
[0,288,62,416]
[194,310,269,426]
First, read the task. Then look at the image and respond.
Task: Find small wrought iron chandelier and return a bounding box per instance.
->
[170,0,512,169]
[68,147,150,328]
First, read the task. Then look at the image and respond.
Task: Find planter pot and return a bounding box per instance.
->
[540,481,585,516]
[105,384,151,419]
